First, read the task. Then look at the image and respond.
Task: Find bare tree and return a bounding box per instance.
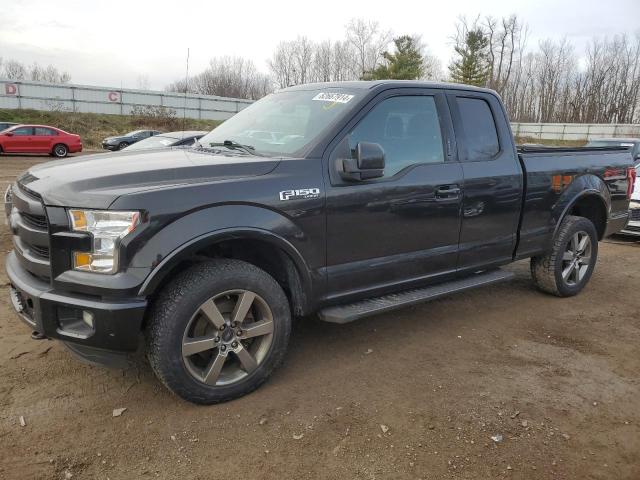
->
[345,18,392,78]
[3,60,27,80]
[167,56,273,100]
[136,74,151,90]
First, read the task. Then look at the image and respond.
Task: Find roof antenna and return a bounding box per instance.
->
[182,47,190,137]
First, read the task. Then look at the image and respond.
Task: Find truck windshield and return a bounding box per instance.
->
[199,89,362,156]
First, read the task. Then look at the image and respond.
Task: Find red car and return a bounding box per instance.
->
[0,124,82,157]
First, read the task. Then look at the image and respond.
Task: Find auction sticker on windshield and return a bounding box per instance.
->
[312,92,354,103]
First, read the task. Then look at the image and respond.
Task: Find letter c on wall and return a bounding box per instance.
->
[108,91,120,102]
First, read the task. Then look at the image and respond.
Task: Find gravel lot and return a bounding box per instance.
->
[1,153,639,480]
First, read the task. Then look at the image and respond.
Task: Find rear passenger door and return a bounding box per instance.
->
[447,91,522,272]
[325,89,463,300]
[33,127,57,153]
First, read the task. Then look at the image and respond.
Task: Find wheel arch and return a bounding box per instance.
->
[139,228,314,317]
[552,174,610,242]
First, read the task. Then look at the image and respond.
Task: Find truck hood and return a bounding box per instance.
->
[20,148,281,209]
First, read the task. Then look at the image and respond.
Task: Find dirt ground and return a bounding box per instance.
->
[1,153,639,480]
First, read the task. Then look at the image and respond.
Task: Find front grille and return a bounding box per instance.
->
[9,181,51,281]
[21,211,48,229]
[29,244,50,259]
[629,208,640,222]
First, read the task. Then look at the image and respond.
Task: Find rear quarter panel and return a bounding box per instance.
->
[516,149,632,258]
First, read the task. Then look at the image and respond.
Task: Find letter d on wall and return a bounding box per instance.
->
[5,84,17,95]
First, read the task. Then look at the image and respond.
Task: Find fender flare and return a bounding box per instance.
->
[551,174,610,241]
[138,226,314,299]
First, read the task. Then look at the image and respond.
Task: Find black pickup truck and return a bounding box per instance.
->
[5,81,635,404]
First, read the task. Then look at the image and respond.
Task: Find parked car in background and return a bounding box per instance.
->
[0,124,82,157]
[123,131,208,151]
[586,138,639,236]
[621,160,639,237]
[0,122,19,132]
[102,130,161,151]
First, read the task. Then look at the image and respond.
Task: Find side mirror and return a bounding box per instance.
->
[341,142,385,181]
[5,132,14,137]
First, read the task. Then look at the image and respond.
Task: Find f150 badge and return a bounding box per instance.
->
[279,188,320,201]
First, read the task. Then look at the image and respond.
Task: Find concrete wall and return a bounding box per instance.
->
[0,79,253,121]
[511,122,640,141]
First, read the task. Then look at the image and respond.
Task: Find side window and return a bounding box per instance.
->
[12,127,33,136]
[349,96,445,177]
[35,127,56,136]
[455,97,499,160]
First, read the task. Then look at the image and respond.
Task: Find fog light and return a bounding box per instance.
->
[82,310,94,328]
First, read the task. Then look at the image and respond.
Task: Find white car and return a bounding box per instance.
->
[621,163,640,236]
[586,139,640,237]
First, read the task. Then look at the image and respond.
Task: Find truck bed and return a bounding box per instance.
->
[515,146,633,258]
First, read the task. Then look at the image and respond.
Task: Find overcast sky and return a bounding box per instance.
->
[1,0,638,90]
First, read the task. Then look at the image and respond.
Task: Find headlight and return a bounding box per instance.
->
[69,209,140,274]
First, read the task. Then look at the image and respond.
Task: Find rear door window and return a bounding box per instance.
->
[34,127,57,136]
[455,97,500,161]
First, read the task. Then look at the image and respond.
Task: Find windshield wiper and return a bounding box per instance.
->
[209,140,263,156]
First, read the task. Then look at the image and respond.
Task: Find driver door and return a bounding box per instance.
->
[324,89,463,301]
[3,126,34,152]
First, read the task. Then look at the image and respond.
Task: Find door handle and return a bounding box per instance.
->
[435,184,461,200]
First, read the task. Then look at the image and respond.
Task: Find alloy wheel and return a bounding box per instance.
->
[561,231,592,286]
[181,290,274,387]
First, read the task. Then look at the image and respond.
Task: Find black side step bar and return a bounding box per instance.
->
[318,269,514,324]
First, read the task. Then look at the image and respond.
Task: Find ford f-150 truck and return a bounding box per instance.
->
[5,81,635,404]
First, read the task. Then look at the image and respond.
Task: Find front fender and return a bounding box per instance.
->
[132,204,314,297]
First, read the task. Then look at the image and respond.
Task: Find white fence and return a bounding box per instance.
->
[511,122,640,141]
[2,80,639,138]
[0,78,253,121]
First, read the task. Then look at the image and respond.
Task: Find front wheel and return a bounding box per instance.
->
[118,142,129,150]
[146,259,291,404]
[531,215,598,297]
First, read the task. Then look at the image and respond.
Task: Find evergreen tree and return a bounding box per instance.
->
[448,28,490,86]
[367,35,425,80]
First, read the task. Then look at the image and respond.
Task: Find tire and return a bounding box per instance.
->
[118,142,129,150]
[531,215,598,297]
[146,259,291,404]
[52,144,68,158]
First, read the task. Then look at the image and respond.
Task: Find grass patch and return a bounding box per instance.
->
[515,136,586,147]
[0,109,222,149]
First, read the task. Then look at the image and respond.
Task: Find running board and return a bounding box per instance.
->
[318,269,514,324]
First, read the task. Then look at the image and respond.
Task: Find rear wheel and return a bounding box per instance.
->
[52,144,68,158]
[531,215,598,297]
[146,259,291,404]
[118,142,129,150]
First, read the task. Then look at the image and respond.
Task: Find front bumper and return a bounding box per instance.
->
[605,211,631,237]
[620,202,640,236]
[6,251,147,367]
[101,143,118,151]
[621,221,640,236]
